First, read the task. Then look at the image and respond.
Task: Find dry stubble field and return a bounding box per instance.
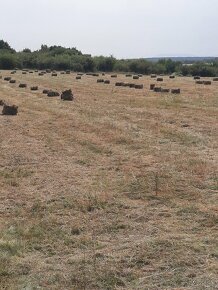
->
[0,71,217,290]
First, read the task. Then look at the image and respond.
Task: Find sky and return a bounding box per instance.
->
[0,0,218,58]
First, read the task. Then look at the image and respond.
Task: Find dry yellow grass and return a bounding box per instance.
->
[0,71,217,289]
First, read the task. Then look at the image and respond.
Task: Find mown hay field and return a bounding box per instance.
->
[0,71,217,289]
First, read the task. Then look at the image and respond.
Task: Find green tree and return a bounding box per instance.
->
[0,40,15,52]
[0,53,18,69]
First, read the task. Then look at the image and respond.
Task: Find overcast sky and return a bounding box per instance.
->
[1,0,218,58]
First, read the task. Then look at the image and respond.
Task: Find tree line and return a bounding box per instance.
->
[0,40,218,76]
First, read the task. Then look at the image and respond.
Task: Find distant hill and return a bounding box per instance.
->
[145,57,218,63]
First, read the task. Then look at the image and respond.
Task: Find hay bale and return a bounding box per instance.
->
[150,84,155,90]
[157,78,163,82]
[129,83,135,88]
[4,77,11,81]
[0,100,5,106]
[111,74,117,78]
[154,87,162,92]
[161,88,170,93]
[66,70,71,74]
[133,76,139,79]
[213,77,218,81]
[47,91,60,97]
[31,86,38,91]
[171,88,181,94]
[61,89,74,101]
[52,73,57,76]
[43,89,49,94]
[203,81,211,85]
[194,76,201,80]
[126,74,132,77]
[92,73,99,77]
[9,80,16,84]
[115,82,124,86]
[123,83,130,87]
[77,73,83,76]
[76,76,82,80]
[10,71,16,74]
[97,79,104,83]
[169,75,175,79]
[29,71,33,74]
[104,80,110,84]
[102,73,105,76]
[2,104,18,115]
[19,83,27,88]
[151,74,157,78]
[196,80,203,84]
[46,69,51,73]
[61,72,65,74]
[38,73,44,76]
[135,84,143,89]
[22,72,27,75]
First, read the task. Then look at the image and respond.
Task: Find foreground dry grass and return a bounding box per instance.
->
[0,71,217,289]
